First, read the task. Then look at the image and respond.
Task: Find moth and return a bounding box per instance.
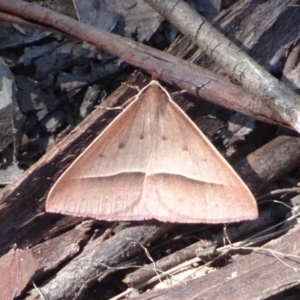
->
[46,80,258,223]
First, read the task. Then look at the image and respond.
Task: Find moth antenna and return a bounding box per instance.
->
[122,81,141,93]
[171,80,211,97]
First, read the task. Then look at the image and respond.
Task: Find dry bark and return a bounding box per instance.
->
[27,222,173,300]
[129,226,300,300]
[0,0,293,129]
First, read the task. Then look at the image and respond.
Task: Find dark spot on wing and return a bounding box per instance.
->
[182,145,188,151]
[99,153,105,158]
[119,142,126,149]
[161,135,167,141]
[139,133,144,140]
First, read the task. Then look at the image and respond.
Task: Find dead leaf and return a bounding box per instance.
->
[0,248,39,300]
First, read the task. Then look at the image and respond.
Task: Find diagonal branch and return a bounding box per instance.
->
[0,0,291,129]
[145,0,300,132]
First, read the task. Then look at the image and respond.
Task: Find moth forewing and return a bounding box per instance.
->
[46,80,258,223]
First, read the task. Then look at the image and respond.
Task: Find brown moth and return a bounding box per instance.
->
[46,80,258,223]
